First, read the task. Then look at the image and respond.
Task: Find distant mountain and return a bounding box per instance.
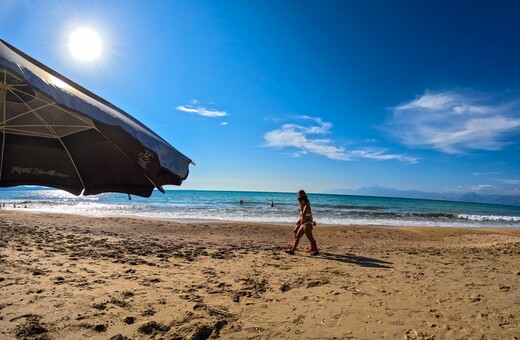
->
[328,187,450,200]
[484,195,520,207]
[458,192,485,204]
[328,187,520,207]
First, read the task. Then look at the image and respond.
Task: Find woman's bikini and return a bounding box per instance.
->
[300,205,313,226]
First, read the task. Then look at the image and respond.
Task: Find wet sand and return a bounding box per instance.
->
[1,210,519,339]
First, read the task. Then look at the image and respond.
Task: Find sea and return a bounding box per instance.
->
[0,188,519,228]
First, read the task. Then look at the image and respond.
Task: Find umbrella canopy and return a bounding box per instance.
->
[0,39,191,197]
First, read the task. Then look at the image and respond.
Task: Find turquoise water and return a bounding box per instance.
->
[1,188,519,228]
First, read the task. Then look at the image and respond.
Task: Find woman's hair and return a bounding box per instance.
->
[297,190,309,204]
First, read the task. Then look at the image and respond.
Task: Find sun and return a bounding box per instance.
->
[69,28,102,61]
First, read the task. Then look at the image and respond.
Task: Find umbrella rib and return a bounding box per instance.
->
[35,114,87,191]
[3,124,92,128]
[1,127,90,139]
[0,102,56,125]
[22,102,87,192]
[8,84,30,88]
[2,128,56,138]
[3,80,94,129]
[1,124,93,134]
[1,92,90,127]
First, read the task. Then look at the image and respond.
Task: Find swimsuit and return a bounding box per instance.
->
[300,205,313,225]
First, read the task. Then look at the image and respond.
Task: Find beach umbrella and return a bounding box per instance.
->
[0,39,192,197]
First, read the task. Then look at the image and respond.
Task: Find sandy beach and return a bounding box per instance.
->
[0,210,519,339]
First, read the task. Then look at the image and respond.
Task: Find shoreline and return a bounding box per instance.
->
[2,189,520,229]
[1,210,519,339]
[4,207,520,229]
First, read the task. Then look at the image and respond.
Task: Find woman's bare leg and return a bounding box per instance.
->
[304,225,318,252]
[290,226,305,251]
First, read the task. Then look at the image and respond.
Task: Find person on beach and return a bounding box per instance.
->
[286,190,319,256]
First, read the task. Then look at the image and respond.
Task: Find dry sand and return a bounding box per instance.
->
[0,210,519,339]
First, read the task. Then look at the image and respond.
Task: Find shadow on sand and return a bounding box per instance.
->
[317,252,393,269]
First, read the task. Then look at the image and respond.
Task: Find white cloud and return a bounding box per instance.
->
[264,116,416,163]
[388,90,520,154]
[499,179,520,185]
[469,184,495,191]
[349,149,419,164]
[398,92,454,110]
[176,101,228,118]
[471,171,501,176]
[264,117,349,160]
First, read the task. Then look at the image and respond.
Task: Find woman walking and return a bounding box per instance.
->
[286,190,319,256]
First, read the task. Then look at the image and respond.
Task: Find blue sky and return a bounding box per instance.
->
[2,0,520,195]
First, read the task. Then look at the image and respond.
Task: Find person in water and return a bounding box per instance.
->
[286,190,319,256]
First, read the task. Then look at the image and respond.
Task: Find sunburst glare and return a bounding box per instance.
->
[69,28,101,61]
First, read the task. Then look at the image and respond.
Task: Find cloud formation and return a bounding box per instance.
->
[176,100,228,118]
[349,149,418,164]
[264,116,417,163]
[388,90,520,153]
[264,117,348,160]
[500,179,520,185]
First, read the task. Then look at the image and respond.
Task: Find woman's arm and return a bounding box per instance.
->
[301,203,309,216]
